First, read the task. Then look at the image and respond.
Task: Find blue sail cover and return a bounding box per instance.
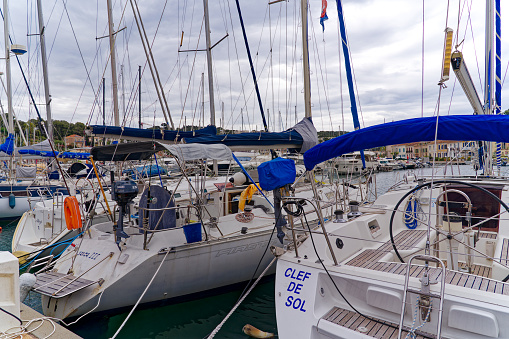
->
[0,133,14,155]
[304,115,509,170]
[185,130,303,148]
[185,117,317,151]
[90,125,217,142]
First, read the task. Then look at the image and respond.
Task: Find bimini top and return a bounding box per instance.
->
[91,141,166,161]
[91,141,232,162]
[162,144,232,162]
[304,115,509,170]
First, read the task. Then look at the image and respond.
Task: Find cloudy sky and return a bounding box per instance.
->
[3,0,508,136]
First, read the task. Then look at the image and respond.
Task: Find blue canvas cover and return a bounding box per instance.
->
[257,157,296,191]
[138,186,176,231]
[0,133,14,155]
[185,130,303,148]
[304,115,509,170]
[91,125,216,142]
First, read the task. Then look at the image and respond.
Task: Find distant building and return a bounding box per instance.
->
[385,140,476,160]
[65,134,84,148]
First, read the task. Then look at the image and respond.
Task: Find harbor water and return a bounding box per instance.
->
[1,165,508,338]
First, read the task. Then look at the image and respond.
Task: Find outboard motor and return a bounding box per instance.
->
[111,180,139,250]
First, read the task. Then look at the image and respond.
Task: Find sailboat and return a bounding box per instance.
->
[274,1,509,338]
[24,0,375,322]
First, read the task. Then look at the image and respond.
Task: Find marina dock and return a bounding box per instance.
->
[19,303,82,339]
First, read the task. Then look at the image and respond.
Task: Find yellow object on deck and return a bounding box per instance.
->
[239,184,262,211]
[13,251,29,265]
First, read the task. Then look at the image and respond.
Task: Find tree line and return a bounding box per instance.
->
[1,118,86,145]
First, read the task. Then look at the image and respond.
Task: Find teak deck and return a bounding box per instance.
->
[344,229,509,295]
[322,306,434,339]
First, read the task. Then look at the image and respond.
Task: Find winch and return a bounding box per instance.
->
[111,180,139,249]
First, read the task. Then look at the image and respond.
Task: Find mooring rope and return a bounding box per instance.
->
[207,257,276,339]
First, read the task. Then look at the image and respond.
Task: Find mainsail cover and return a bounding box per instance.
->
[89,125,217,142]
[304,115,509,170]
[185,117,317,152]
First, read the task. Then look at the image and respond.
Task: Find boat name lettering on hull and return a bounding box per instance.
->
[216,241,267,257]
[78,251,101,260]
[283,267,310,312]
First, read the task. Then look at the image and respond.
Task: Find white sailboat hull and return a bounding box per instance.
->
[42,227,278,319]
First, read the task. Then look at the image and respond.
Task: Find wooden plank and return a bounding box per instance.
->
[323,307,341,321]
[463,274,477,289]
[337,311,356,326]
[344,313,362,328]
[486,280,497,293]
[330,309,349,324]
[367,319,387,337]
[495,281,504,294]
[501,239,509,265]
[478,278,490,291]
[456,272,470,287]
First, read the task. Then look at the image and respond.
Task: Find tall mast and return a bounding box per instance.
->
[300,0,311,118]
[203,0,215,126]
[138,66,142,128]
[106,0,120,126]
[36,0,52,141]
[495,0,502,174]
[3,0,12,135]
[484,0,496,174]
[336,0,366,168]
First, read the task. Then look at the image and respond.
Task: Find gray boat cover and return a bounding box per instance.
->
[162,144,233,162]
[16,167,37,179]
[292,117,318,153]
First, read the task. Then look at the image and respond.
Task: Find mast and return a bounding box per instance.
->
[3,0,12,136]
[106,0,120,126]
[300,0,312,118]
[129,0,173,129]
[121,64,125,119]
[203,0,215,126]
[139,66,142,128]
[36,0,52,141]
[336,0,366,168]
[495,0,502,174]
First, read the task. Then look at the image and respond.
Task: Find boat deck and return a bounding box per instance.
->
[322,306,434,339]
[344,229,509,295]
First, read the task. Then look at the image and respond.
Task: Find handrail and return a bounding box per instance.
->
[281,196,338,265]
[136,204,207,247]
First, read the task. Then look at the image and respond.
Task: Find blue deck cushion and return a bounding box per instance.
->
[257,157,296,191]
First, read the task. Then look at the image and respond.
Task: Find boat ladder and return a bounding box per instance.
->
[397,254,446,339]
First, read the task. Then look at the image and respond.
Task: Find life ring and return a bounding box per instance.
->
[64,196,82,230]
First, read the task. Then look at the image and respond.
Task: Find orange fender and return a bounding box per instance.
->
[64,196,82,230]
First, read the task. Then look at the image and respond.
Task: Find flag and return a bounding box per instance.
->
[320,0,328,32]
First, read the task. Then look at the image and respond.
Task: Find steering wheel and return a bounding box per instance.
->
[389,180,509,263]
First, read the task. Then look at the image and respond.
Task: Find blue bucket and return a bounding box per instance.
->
[183,223,202,243]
